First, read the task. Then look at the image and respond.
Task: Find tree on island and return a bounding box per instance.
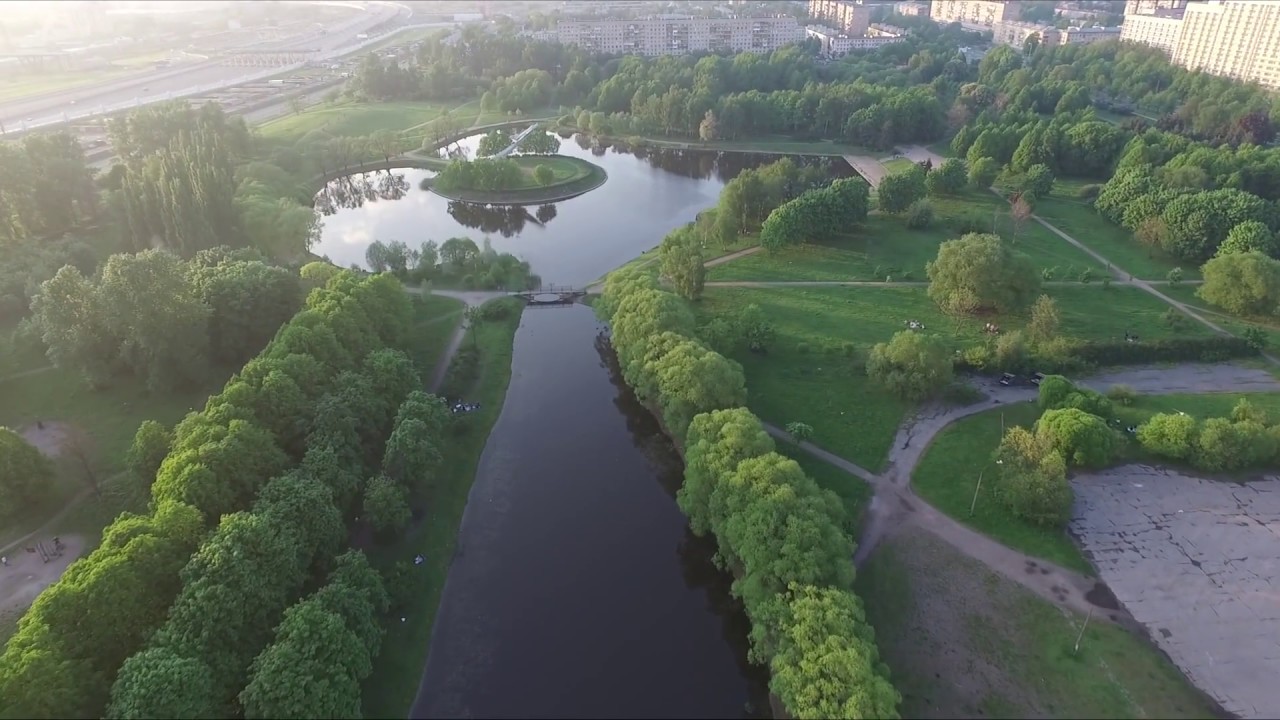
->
[476,129,512,158]
[517,131,560,155]
[533,164,554,187]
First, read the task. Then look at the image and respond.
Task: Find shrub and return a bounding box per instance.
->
[1137,413,1198,460]
[905,199,935,229]
[866,331,954,401]
[1076,184,1102,200]
[1194,418,1276,472]
[1105,384,1138,406]
[1035,408,1117,468]
[785,422,814,443]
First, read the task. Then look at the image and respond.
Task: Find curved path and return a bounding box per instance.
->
[771,363,1280,626]
[405,287,508,392]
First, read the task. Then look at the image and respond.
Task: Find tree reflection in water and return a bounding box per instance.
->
[446,201,553,238]
[314,170,410,216]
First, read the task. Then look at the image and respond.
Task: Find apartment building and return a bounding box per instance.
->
[1120,10,1185,53]
[1124,0,1187,15]
[992,19,1058,48]
[1060,25,1121,44]
[894,0,931,16]
[556,16,805,56]
[807,0,872,36]
[1171,0,1280,89]
[806,24,907,53]
[930,0,1021,26]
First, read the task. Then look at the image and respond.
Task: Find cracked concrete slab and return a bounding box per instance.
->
[1071,466,1280,719]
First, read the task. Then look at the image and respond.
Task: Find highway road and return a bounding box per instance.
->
[0,1,407,135]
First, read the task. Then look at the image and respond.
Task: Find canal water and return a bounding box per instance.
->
[411,306,769,718]
[312,132,850,286]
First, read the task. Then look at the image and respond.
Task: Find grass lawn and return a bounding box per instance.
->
[1036,181,1198,281]
[1160,283,1280,349]
[0,366,227,550]
[708,190,1104,282]
[407,294,465,375]
[578,129,875,156]
[258,101,462,143]
[695,281,1206,469]
[881,157,916,174]
[362,297,523,719]
[857,531,1217,719]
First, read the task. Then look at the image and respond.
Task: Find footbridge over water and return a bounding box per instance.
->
[492,123,542,158]
[513,285,586,305]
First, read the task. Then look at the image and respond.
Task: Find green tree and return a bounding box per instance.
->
[0,427,55,523]
[1136,413,1198,460]
[993,426,1072,527]
[188,258,302,366]
[659,225,706,301]
[125,420,172,499]
[239,603,365,719]
[926,233,1040,315]
[108,647,218,720]
[1035,408,1117,468]
[764,584,901,720]
[679,408,775,537]
[866,331,954,401]
[1194,418,1275,472]
[698,110,719,141]
[1198,251,1280,316]
[926,158,967,196]
[1217,221,1276,257]
[362,475,411,536]
[533,164,554,186]
[877,166,927,214]
[1036,374,1076,409]
[905,199,934,229]
[644,338,747,441]
[29,264,120,387]
[785,422,814,443]
[1026,294,1060,344]
[967,156,1000,189]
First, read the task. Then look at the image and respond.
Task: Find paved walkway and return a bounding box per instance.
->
[704,279,1199,289]
[1072,466,1280,719]
[405,287,508,392]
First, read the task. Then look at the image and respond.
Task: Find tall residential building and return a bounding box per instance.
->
[929,0,1021,26]
[1171,0,1280,89]
[807,0,871,36]
[894,0,931,16]
[556,16,805,56]
[1120,10,1184,53]
[1124,0,1187,15]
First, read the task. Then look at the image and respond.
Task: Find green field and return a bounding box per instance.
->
[1037,180,1198,281]
[857,531,1217,719]
[1160,283,1280,349]
[362,297,523,719]
[911,390,1280,572]
[259,99,564,149]
[708,190,1105,282]
[694,282,1211,470]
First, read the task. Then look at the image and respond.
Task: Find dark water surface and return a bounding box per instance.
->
[411,306,769,719]
[312,132,850,286]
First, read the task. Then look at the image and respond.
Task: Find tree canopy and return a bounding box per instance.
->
[926,233,1040,315]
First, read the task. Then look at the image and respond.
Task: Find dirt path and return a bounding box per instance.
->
[406,288,510,393]
[703,246,762,268]
[0,534,84,633]
[772,363,1280,625]
[0,365,55,383]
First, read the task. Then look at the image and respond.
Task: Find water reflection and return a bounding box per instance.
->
[314,170,410,215]
[447,201,551,238]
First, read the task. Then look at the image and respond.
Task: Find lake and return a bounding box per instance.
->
[312,131,851,286]
[411,306,770,719]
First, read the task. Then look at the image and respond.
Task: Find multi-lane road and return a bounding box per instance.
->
[0,1,407,134]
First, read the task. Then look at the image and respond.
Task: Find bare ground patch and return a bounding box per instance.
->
[0,534,84,641]
[18,420,77,458]
[857,528,1218,719]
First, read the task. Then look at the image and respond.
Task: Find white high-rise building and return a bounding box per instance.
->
[556,16,805,56]
[1171,0,1280,89]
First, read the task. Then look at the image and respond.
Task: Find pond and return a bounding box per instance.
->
[312,131,852,286]
[412,306,770,719]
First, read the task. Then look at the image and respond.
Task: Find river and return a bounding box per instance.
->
[312,131,851,286]
[411,306,769,718]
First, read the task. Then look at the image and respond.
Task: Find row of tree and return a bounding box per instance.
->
[365,236,539,291]
[0,132,97,244]
[1137,397,1280,473]
[596,266,900,718]
[0,270,421,718]
[30,247,302,391]
[433,157,523,192]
